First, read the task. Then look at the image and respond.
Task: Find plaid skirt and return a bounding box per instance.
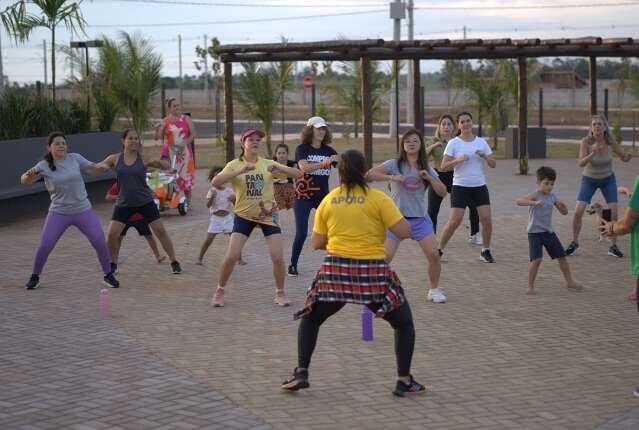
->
[273,182,295,210]
[294,254,406,320]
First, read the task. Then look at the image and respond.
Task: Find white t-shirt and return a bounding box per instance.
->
[206,186,235,215]
[443,136,493,187]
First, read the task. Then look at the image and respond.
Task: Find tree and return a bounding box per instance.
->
[235,63,279,156]
[100,32,162,139]
[273,60,295,144]
[1,0,86,100]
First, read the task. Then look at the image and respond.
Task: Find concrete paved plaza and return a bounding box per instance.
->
[1,157,639,430]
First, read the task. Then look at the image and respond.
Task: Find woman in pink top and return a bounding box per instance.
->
[154,98,197,204]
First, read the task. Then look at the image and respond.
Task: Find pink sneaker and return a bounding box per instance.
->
[628,290,637,301]
[211,286,224,307]
[274,290,290,307]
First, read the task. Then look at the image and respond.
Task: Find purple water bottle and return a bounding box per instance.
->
[361,306,373,341]
[99,289,110,318]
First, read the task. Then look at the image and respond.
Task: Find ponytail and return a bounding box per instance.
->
[43,131,66,171]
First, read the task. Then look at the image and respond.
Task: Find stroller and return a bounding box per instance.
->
[146,170,188,216]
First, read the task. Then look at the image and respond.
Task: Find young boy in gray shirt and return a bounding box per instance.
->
[516,166,583,295]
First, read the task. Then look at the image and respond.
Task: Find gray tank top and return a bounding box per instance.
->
[583,140,613,179]
[115,153,153,207]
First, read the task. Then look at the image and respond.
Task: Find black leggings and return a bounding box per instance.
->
[428,169,479,235]
[298,301,415,376]
[290,197,322,267]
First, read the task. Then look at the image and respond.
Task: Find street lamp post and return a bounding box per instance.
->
[70,40,104,130]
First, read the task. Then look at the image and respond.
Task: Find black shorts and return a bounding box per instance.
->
[232,215,281,237]
[450,185,490,209]
[112,201,160,225]
[528,232,566,261]
[122,219,152,237]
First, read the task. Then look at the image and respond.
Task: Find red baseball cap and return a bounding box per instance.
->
[241,128,265,141]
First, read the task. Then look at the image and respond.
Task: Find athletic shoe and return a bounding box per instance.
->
[392,375,426,397]
[110,262,118,275]
[287,265,299,277]
[25,274,40,290]
[468,233,483,246]
[211,287,224,307]
[170,261,182,274]
[480,249,495,263]
[565,241,581,256]
[102,272,120,289]
[281,368,309,391]
[608,244,624,258]
[438,249,443,257]
[628,290,637,301]
[274,290,290,307]
[427,288,447,304]
[633,388,639,398]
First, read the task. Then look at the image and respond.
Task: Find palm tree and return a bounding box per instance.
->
[235,62,279,156]
[1,0,86,99]
[100,32,162,139]
[273,59,295,144]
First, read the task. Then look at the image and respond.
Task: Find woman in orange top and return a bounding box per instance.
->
[154,98,197,204]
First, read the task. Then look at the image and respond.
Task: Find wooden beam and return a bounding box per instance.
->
[412,59,422,135]
[216,38,384,54]
[221,45,639,63]
[589,56,597,116]
[518,57,528,175]
[224,62,234,162]
[360,57,373,169]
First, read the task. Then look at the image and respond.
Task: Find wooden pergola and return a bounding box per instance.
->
[217,37,639,173]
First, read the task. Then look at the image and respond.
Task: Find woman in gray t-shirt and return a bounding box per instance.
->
[20,132,119,290]
[366,128,448,303]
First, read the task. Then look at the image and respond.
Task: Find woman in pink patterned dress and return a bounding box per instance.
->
[154,98,197,204]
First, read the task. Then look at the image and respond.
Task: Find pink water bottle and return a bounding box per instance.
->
[361,306,373,341]
[99,289,110,318]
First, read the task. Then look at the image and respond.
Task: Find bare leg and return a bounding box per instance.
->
[217,233,249,287]
[609,202,619,246]
[438,208,465,250]
[264,233,286,291]
[197,233,216,264]
[527,258,542,295]
[148,219,177,261]
[476,205,492,249]
[558,257,582,290]
[144,235,165,262]
[106,221,127,263]
[416,235,441,290]
[572,202,587,243]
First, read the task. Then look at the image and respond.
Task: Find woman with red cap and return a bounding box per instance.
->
[210,129,302,307]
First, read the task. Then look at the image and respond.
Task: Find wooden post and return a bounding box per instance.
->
[518,57,528,175]
[224,62,234,162]
[412,59,422,135]
[361,57,373,168]
[589,56,597,116]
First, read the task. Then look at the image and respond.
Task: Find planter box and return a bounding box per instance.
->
[0,132,121,223]
[505,127,547,159]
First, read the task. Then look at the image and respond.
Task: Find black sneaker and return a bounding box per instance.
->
[25,274,40,290]
[608,244,624,258]
[103,272,120,288]
[287,265,299,277]
[171,261,182,274]
[110,262,118,275]
[480,249,495,263]
[281,368,309,391]
[438,249,443,257]
[565,241,581,256]
[393,375,426,397]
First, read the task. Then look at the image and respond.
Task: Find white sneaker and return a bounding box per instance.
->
[468,233,483,246]
[427,288,447,304]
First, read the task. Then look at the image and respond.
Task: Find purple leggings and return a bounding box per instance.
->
[32,208,111,275]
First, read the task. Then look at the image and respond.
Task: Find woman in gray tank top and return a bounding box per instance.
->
[566,115,632,258]
[99,129,183,275]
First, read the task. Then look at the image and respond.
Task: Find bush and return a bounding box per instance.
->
[0,91,89,140]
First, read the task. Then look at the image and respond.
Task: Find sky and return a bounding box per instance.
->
[2,0,639,84]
